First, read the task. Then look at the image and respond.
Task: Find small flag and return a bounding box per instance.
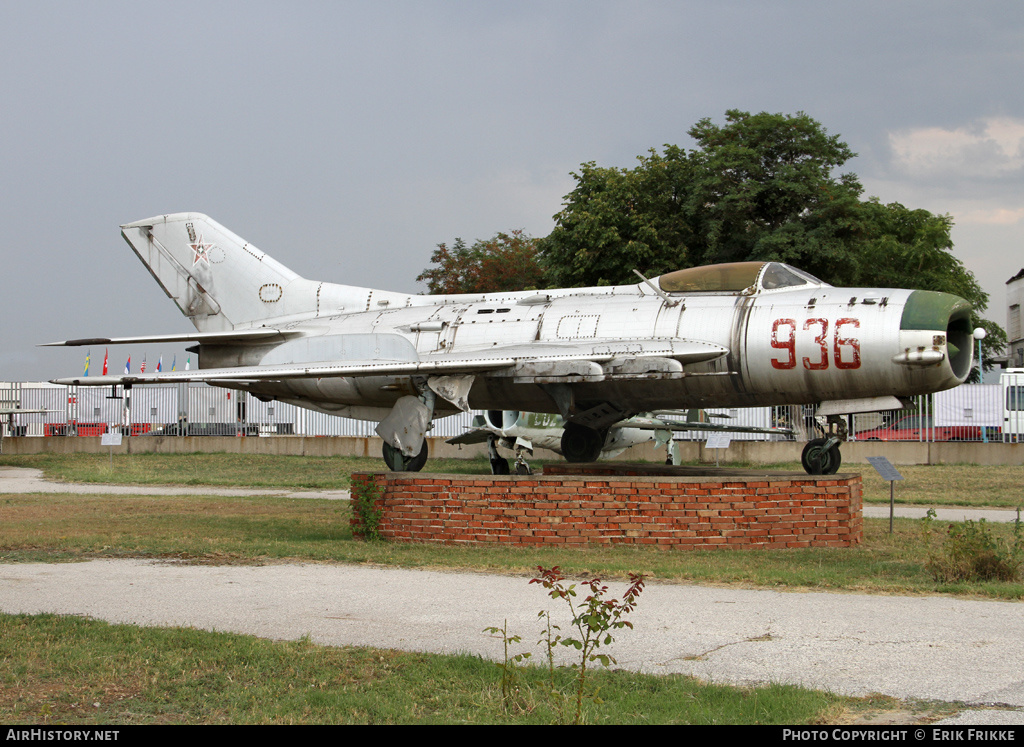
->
[171,354,177,372]
[84,350,90,377]
[124,356,131,374]
[185,355,191,371]
[102,349,108,376]
[141,355,147,374]
[156,355,163,373]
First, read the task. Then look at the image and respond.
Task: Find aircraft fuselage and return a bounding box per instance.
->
[204,281,971,421]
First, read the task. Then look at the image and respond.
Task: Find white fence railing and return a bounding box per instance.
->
[0,382,476,439]
[0,382,1018,443]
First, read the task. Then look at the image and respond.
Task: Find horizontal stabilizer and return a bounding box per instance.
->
[621,415,792,436]
[41,329,303,347]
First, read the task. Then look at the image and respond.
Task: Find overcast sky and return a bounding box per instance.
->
[3,0,1023,381]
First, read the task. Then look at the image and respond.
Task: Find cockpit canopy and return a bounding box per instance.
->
[657,261,828,294]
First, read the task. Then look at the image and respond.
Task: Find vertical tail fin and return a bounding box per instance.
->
[121,213,305,332]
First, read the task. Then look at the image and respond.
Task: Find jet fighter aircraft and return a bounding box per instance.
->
[447,409,792,474]
[48,213,975,474]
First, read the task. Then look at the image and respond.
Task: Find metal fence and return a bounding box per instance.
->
[0,382,475,439]
[755,385,1007,444]
[0,381,1019,444]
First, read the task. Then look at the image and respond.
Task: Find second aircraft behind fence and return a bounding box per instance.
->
[48,213,975,474]
[447,409,793,474]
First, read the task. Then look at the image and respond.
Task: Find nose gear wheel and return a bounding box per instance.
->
[801,437,841,475]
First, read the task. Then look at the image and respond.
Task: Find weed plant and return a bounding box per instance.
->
[487,567,645,724]
[350,478,384,541]
[921,508,1023,582]
[482,620,532,713]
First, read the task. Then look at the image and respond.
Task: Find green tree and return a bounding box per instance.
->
[538,151,699,288]
[416,230,544,294]
[684,110,861,267]
[541,110,861,287]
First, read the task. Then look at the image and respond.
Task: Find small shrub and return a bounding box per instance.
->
[922,509,1023,583]
[485,566,646,725]
[530,566,645,724]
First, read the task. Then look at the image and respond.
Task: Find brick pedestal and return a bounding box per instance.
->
[350,465,862,549]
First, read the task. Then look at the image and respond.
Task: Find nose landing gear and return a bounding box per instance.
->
[801,415,847,475]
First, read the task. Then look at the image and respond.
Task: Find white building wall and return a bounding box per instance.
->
[1008,271,1024,368]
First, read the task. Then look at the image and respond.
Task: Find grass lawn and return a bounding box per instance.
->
[1,489,1021,600]
[4,612,933,725]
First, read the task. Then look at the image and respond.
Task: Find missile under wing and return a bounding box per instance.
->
[47,213,974,474]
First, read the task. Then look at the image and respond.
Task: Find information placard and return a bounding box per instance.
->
[100,431,122,447]
[866,456,903,482]
[705,432,732,450]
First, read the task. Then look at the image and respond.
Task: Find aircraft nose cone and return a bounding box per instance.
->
[900,290,974,381]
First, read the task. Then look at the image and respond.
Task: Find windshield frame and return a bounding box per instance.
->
[656,261,827,295]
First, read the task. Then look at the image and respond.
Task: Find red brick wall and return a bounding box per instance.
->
[350,470,863,549]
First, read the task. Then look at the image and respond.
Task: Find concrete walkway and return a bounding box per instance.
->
[0,465,351,500]
[863,505,1021,523]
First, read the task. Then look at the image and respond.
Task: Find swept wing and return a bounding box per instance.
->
[51,338,728,386]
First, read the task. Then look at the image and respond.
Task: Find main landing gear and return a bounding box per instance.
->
[800,415,847,475]
[377,386,435,472]
[382,440,429,472]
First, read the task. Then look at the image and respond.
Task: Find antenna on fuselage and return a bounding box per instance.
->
[632,269,680,307]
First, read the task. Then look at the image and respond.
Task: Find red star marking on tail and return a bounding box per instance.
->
[191,234,213,266]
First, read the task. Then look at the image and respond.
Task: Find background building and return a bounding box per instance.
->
[1008,268,1024,369]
